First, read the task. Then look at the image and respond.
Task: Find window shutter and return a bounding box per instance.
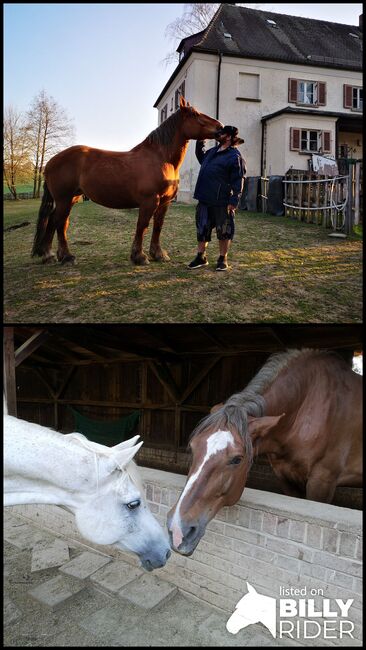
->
[344,84,353,108]
[317,82,326,106]
[322,131,331,153]
[288,78,298,103]
[290,128,300,151]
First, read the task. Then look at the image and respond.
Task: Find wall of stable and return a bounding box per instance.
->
[9,467,362,643]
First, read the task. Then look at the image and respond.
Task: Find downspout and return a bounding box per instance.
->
[260,119,265,177]
[216,50,222,120]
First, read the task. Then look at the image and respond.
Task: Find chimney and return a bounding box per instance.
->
[359,14,363,30]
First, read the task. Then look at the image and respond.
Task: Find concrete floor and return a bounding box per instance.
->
[4,510,358,647]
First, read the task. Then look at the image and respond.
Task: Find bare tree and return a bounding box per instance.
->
[162,3,268,67]
[162,3,220,67]
[27,90,75,198]
[3,105,33,200]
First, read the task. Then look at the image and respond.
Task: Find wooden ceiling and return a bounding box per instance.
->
[11,324,363,368]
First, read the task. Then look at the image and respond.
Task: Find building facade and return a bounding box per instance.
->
[154,5,363,203]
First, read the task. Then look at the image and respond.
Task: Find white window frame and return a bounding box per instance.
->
[300,129,322,153]
[352,87,363,110]
[298,81,318,105]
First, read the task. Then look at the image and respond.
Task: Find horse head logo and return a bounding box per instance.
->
[226,582,277,638]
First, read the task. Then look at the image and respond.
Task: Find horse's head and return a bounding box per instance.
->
[167,404,252,556]
[167,402,286,555]
[72,435,171,571]
[179,95,223,141]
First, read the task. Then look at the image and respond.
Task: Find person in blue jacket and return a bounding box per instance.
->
[188,125,246,271]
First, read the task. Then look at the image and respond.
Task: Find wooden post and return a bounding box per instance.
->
[354,162,360,225]
[344,170,353,236]
[3,327,17,416]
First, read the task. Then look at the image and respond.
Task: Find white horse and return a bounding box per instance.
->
[226,582,276,638]
[4,403,171,571]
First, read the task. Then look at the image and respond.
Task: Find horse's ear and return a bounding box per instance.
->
[105,440,143,473]
[248,413,286,441]
[111,435,140,452]
[247,582,257,595]
[179,95,186,108]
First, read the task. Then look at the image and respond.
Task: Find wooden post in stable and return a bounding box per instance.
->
[4,327,17,416]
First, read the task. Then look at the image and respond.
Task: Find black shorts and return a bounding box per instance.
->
[195,203,235,242]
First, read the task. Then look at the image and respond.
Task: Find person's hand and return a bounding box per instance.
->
[227,204,236,213]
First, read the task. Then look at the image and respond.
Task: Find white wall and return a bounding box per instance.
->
[156,53,362,201]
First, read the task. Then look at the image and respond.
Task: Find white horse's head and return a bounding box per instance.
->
[68,434,171,571]
[226,582,276,638]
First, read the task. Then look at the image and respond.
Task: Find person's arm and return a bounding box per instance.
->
[228,155,246,210]
[195,140,207,164]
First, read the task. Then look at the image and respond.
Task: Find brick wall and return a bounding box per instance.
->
[9,467,362,644]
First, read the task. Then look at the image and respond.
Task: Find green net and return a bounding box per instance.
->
[68,406,141,446]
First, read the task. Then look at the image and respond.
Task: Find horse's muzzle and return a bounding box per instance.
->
[139,547,171,571]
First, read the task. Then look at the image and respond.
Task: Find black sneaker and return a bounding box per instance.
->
[188,253,209,269]
[215,256,229,271]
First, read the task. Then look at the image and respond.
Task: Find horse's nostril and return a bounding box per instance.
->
[166,549,171,560]
[186,526,197,541]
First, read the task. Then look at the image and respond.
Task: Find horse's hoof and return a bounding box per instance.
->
[42,254,56,264]
[60,255,76,265]
[150,250,170,262]
[131,254,149,265]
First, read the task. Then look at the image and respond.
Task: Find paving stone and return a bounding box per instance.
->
[31,539,70,572]
[77,601,146,645]
[4,523,54,550]
[28,575,86,610]
[4,511,27,528]
[118,573,177,610]
[4,593,22,626]
[90,559,143,593]
[59,550,112,579]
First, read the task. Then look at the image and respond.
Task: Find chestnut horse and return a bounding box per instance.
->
[31,96,223,265]
[167,349,362,555]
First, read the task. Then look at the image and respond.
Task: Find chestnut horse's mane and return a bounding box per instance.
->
[134,105,199,150]
[189,348,319,463]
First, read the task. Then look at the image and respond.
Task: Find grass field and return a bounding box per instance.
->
[3,199,363,323]
[4,182,34,195]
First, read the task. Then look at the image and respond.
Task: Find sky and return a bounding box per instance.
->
[4,3,363,151]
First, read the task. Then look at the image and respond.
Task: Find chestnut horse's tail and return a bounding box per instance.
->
[31,181,56,257]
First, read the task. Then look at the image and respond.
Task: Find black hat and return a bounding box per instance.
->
[220,125,239,137]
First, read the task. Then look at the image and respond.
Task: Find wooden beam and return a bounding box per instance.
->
[15,330,50,367]
[147,360,181,403]
[4,327,17,416]
[179,355,222,405]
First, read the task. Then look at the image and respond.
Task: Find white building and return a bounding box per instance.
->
[154,4,363,203]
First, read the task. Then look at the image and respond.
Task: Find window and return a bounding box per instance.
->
[288,79,326,106]
[290,128,331,153]
[301,129,321,151]
[238,72,260,100]
[353,87,363,110]
[298,81,316,105]
[160,105,168,123]
[344,84,363,110]
[175,81,185,110]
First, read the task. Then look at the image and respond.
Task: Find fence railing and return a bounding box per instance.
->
[260,161,362,234]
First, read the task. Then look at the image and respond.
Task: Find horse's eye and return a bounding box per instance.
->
[229,456,243,465]
[126,499,141,510]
